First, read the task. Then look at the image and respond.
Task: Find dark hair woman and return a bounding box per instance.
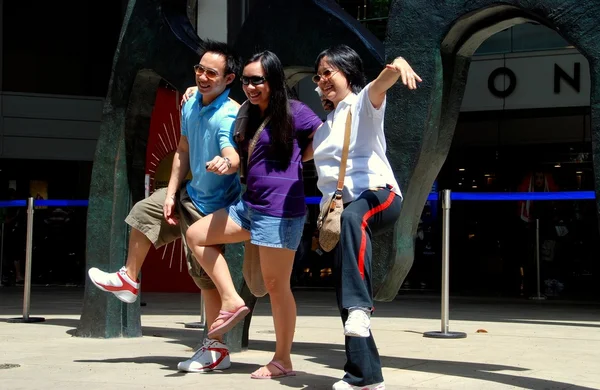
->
[186,50,322,380]
[310,44,422,390]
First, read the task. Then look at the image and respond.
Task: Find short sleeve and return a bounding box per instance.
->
[291,101,322,152]
[357,82,386,120]
[180,105,188,137]
[292,100,323,136]
[218,104,239,151]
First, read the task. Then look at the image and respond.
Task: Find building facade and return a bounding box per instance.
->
[0,1,596,299]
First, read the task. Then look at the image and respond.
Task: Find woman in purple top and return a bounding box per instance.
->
[186,51,322,379]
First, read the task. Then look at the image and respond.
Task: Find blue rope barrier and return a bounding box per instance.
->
[0,192,595,209]
[0,200,27,208]
[449,191,595,201]
[0,200,89,208]
[305,196,321,205]
[34,200,89,207]
[310,191,596,204]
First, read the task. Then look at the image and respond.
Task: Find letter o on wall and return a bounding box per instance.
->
[488,67,517,98]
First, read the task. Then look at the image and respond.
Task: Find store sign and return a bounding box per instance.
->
[461,50,590,111]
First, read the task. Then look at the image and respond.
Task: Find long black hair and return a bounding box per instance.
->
[314,44,366,93]
[245,51,294,168]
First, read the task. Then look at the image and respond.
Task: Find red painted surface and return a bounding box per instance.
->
[141,86,198,293]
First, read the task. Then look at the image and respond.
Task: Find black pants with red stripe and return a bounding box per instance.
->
[334,187,402,386]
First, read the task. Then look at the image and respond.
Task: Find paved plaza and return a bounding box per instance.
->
[1,286,600,389]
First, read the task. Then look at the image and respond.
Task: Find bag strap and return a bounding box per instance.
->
[247,115,271,162]
[336,110,352,193]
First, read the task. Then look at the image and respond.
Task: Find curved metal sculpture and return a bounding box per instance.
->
[79,0,600,349]
[78,0,208,338]
[378,0,600,300]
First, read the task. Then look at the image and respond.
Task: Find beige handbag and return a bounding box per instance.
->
[317,110,352,252]
[241,110,271,298]
[243,241,266,297]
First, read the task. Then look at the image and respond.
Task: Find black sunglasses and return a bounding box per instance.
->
[241,76,266,86]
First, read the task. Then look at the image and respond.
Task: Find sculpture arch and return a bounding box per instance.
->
[80,0,600,342]
[377,0,600,300]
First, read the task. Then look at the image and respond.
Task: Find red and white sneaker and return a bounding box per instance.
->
[177,338,231,372]
[88,267,139,303]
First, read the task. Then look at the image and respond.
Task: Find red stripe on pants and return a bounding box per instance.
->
[357,191,397,279]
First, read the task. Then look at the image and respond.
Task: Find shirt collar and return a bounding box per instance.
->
[338,91,357,108]
[328,92,357,122]
[198,88,231,114]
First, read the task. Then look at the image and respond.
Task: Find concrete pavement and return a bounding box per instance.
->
[1,286,600,389]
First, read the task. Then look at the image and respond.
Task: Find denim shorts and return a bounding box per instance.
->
[227,198,306,251]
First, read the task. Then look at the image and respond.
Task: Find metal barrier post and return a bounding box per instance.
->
[530,218,546,300]
[185,294,207,329]
[139,174,151,308]
[0,223,4,287]
[144,174,150,198]
[200,295,206,326]
[424,190,466,339]
[8,197,45,323]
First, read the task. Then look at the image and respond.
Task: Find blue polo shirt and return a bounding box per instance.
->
[181,89,241,215]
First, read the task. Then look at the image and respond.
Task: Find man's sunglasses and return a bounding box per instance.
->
[312,69,338,84]
[241,76,266,86]
[194,64,220,79]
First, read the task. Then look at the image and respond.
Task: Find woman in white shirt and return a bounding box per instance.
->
[310,44,421,390]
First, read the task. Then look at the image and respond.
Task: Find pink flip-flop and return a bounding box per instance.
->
[251,361,296,379]
[207,306,250,338]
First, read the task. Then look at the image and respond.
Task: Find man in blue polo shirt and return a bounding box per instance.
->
[88,40,242,373]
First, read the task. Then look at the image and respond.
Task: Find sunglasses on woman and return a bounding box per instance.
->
[193,64,220,79]
[312,69,338,84]
[241,76,266,86]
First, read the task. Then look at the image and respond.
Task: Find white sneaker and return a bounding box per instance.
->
[177,339,231,372]
[88,267,139,303]
[332,379,385,390]
[344,308,371,337]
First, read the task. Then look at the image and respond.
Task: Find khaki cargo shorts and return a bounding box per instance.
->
[124,183,218,290]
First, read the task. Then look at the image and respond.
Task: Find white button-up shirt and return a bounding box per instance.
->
[313,83,402,208]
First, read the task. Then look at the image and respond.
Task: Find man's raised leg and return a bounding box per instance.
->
[87,227,152,303]
[88,188,180,303]
[124,228,152,280]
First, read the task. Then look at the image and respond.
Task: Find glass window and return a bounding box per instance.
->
[475,23,572,56]
[511,23,571,52]
[475,28,513,55]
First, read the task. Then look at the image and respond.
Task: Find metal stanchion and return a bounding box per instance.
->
[424,190,466,339]
[185,295,206,329]
[144,174,150,198]
[139,173,151,308]
[8,197,45,323]
[529,218,546,301]
[200,295,205,326]
[0,223,5,287]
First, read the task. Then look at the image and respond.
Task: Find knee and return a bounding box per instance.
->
[262,274,290,296]
[185,226,201,249]
[341,209,362,231]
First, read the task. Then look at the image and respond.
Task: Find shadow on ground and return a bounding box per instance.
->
[3,316,592,390]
